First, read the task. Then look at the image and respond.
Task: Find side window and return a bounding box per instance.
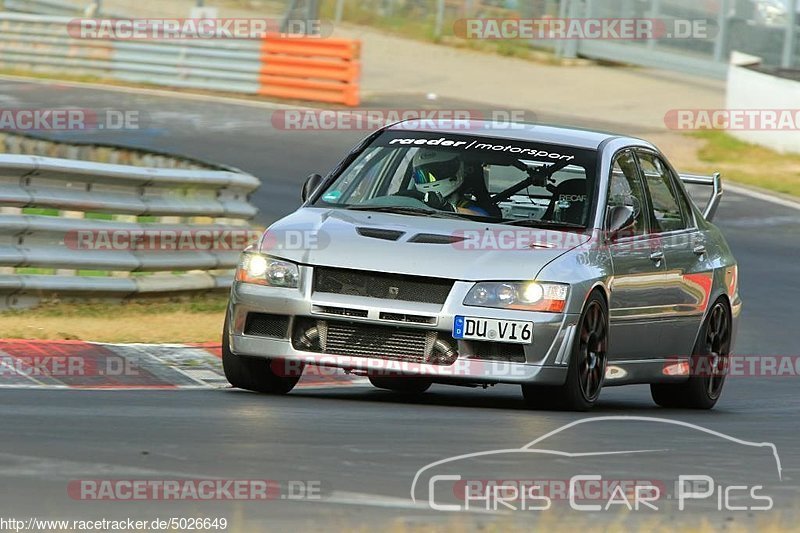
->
[607,150,647,236]
[673,176,697,228]
[637,152,688,233]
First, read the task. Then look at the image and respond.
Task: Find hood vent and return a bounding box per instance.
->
[356,227,405,241]
[408,233,466,245]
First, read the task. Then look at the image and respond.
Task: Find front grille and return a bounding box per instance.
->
[379,312,436,325]
[313,267,454,304]
[293,319,456,364]
[244,313,290,338]
[313,305,369,318]
[322,322,436,362]
[465,340,526,363]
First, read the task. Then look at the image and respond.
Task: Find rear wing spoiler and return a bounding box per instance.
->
[679,172,722,222]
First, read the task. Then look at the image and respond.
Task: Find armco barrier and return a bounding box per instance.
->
[0,13,361,106]
[259,35,361,106]
[0,137,260,310]
[2,0,90,16]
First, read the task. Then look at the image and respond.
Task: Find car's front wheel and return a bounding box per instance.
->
[650,298,731,409]
[222,312,303,394]
[522,291,608,411]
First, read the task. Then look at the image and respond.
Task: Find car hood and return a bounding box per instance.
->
[258,208,590,281]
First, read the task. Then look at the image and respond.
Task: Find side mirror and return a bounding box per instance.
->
[607,205,635,239]
[301,173,324,203]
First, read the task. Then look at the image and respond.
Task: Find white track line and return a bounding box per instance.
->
[319,490,499,514]
[726,183,800,211]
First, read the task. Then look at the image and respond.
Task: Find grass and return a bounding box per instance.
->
[0,294,229,343]
[689,131,800,197]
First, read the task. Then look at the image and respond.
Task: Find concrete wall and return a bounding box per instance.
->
[726,53,800,154]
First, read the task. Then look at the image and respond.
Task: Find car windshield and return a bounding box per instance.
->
[312,131,599,228]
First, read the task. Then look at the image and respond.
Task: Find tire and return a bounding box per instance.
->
[221,312,303,394]
[522,291,609,411]
[368,375,432,394]
[651,298,731,410]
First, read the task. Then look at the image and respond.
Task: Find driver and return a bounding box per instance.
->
[411,149,490,216]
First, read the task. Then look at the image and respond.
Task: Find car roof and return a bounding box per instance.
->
[386,119,650,150]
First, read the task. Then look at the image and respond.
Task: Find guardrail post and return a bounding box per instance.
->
[713,0,731,63]
[435,0,445,39]
[561,0,582,59]
[647,0,661,51]
[782,0,798,68]
[335,0,345,23]
[0,206,19,276]
[56,210,86,277]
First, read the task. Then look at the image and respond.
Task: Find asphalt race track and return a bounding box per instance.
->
[1,78,799,529]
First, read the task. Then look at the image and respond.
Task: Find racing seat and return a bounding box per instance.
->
[461,162,502,218]
[543,179,588,225]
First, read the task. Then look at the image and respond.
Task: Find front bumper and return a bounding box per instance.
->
[228,268,579,385]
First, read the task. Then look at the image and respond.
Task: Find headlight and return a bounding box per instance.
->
[464,282,568,313]
[235,253,299,288]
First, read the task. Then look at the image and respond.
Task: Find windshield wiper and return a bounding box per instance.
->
[504,219,586,229]
[344,205,466,219]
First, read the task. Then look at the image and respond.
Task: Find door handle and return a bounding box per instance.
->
[693,244,707,256]
[649,251,664,263]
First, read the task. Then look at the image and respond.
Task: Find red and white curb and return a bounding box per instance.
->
[0,340,368,390]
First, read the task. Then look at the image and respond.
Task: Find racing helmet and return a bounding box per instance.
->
[411,149,464,199]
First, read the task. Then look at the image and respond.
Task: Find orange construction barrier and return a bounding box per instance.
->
[259,35,361,107]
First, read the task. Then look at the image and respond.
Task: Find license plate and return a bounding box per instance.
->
[453,316,533,344]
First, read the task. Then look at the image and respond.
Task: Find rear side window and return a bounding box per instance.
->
[637,152,688,233]
[672,174,697,228]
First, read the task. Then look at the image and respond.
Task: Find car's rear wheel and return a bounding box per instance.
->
[368,375,432,394]
[651,298,731,409]
[222,312,303,394]
[522,291,608,411]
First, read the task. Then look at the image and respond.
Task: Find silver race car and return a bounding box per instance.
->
[223,121,741,411]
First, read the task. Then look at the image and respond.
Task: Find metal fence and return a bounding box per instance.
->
[328,0,799,77]
[0,147,260,310]
[5,0,798,77]
[0,13,265,94]
[2,0,96,16]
